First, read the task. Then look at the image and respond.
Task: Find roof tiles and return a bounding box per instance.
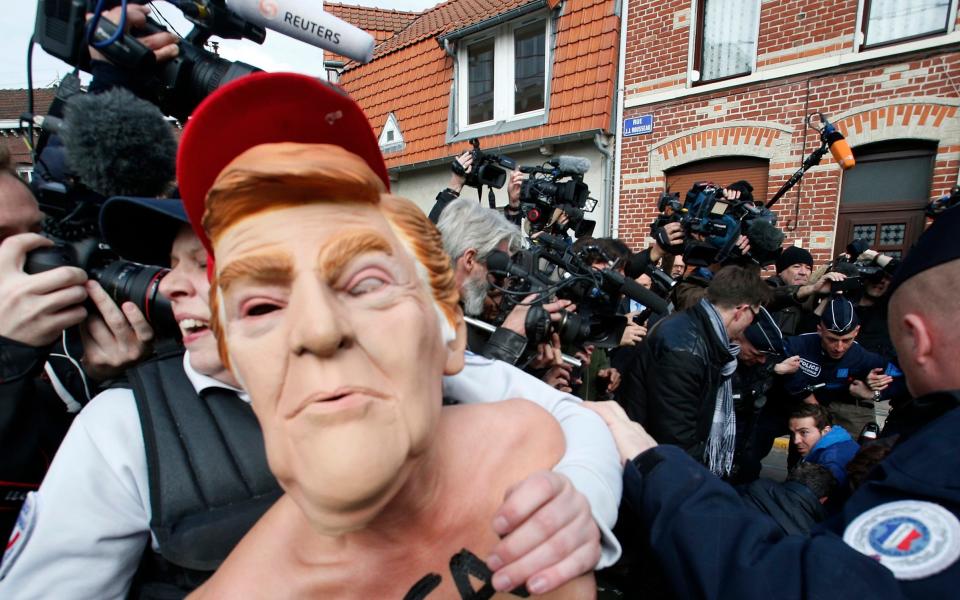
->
[339,0,619,169]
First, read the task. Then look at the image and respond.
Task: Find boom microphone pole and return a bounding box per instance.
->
[766,113,855,209]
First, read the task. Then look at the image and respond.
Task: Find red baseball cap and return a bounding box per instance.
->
[176,71,389,258]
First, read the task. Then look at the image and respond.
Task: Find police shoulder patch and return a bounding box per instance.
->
[0,491,39,580]
[843,500,960,580]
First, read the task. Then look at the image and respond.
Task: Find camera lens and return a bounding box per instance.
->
[91,261,179,339]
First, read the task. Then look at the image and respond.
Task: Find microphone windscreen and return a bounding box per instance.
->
[554,155,591,175]
[746,218,785,255]
[826,132,855,170]
[61,88,177,199]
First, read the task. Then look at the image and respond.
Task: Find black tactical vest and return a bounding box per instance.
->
[126,352,281,599]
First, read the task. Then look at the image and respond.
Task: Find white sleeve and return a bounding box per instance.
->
[444,354,623,568]
[0,389,153,600]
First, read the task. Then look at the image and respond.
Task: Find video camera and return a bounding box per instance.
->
[650,181,784,266]
[518,156,597,237]
[451,138,517,190]
[827,239,898,298]
[926,186,960,219]
[34,0,265,121]
[485,233,668,350]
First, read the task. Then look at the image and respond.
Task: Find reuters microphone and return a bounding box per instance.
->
[227,0,375,63]
[821,117,855,170]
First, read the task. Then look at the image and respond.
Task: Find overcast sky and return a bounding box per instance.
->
[1,1,441,89]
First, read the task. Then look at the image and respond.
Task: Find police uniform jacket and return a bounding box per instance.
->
[782,333,891,405]
[620,390,960,598]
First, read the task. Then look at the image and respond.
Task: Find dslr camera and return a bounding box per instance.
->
[518,156,596,237]
[451,138,517,190]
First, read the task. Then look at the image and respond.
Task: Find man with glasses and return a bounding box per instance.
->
[623,265,771,476]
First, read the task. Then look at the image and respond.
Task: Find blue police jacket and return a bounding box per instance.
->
[620,390,960,598]
[783,333,891,405]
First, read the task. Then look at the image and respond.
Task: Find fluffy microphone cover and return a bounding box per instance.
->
[61,88,177,198]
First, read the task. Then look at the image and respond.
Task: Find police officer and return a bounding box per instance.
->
[778,297,898,437]
[731,306,786,483]
[590,204,960,597]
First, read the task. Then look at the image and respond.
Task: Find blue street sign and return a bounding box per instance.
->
[623,115,653,137]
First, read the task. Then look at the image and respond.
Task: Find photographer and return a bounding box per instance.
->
[849,246,900,359]
[0,147,152,542]
[429,151,523,225]
[437,196,573,365]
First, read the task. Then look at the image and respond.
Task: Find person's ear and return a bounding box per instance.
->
[901,313,932,368]
[443,312,467,376]
[460,248,478,274]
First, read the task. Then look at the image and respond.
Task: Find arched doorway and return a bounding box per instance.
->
[665,156,770,201]
[835,140,935,258]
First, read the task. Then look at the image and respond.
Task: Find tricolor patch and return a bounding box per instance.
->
[844,500,960,580]
[0,492,38,580]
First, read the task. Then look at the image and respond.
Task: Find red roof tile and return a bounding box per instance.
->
[0,88,56,120]
[339,0,619,169]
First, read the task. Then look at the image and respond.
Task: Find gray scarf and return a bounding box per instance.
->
[699,298,741,477]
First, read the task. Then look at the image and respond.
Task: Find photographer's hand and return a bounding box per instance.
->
[88,4,179,63]
[650,222,684,263]
[79,281,154,382]
[543,364,573,393]
[501,295,576,337]
[619,321,647,347]
[797,271,846,300]
[0,234,88,347]
[597,367,621,393]
[448,152,473,194]
[508,170,524,210]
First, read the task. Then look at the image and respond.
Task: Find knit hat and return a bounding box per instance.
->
[776,245,814,274]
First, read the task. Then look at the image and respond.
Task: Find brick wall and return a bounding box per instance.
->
[617,52,960,265]
[618,0,960,265]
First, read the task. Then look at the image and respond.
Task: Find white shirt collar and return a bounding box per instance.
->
[182,351,250,403]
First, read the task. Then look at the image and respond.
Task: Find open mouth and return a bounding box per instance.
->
[178,318,210,342]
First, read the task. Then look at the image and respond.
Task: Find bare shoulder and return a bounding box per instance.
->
[446,398,564,447]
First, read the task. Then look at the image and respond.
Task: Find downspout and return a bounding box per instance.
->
[611,0,629,238]
[593,132,613,238]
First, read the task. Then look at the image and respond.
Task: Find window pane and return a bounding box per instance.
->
[840,154,934,206]
[879,223,907,246]
[853,224,878,244]
[866,0,951,46]
[468,38,495,124]
[700,0,759,81]
[514,22,545,114]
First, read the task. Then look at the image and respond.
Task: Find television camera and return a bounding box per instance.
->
[518,156,597,237]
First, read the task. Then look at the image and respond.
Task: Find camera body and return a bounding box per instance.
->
[34,0,262,120]
[24,237,178,339]
[650,182,784,266]
[518,160,595,237]
[452,138,517,190]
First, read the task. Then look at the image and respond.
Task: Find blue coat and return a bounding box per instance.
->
[621,391,960,598]
[805,426,859,487]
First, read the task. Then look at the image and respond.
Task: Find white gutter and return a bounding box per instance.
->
[611,0,629,238]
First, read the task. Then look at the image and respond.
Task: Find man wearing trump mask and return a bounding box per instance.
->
[177,72,604,598]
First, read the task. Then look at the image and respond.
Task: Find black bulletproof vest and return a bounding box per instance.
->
[126,352,281,599]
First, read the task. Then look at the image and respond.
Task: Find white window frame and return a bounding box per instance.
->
[686,0,762,85]
[854,0,958,51]
[456,14,550,132]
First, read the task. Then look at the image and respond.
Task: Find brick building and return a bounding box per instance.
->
[335,0,622,235]
[0,88,56,179]
[616,0,960,263]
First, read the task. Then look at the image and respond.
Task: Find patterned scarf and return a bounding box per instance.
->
[699,298,741,477]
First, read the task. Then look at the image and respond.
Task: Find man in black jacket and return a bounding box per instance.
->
[624,265,771,476]
[737,462,836,535]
